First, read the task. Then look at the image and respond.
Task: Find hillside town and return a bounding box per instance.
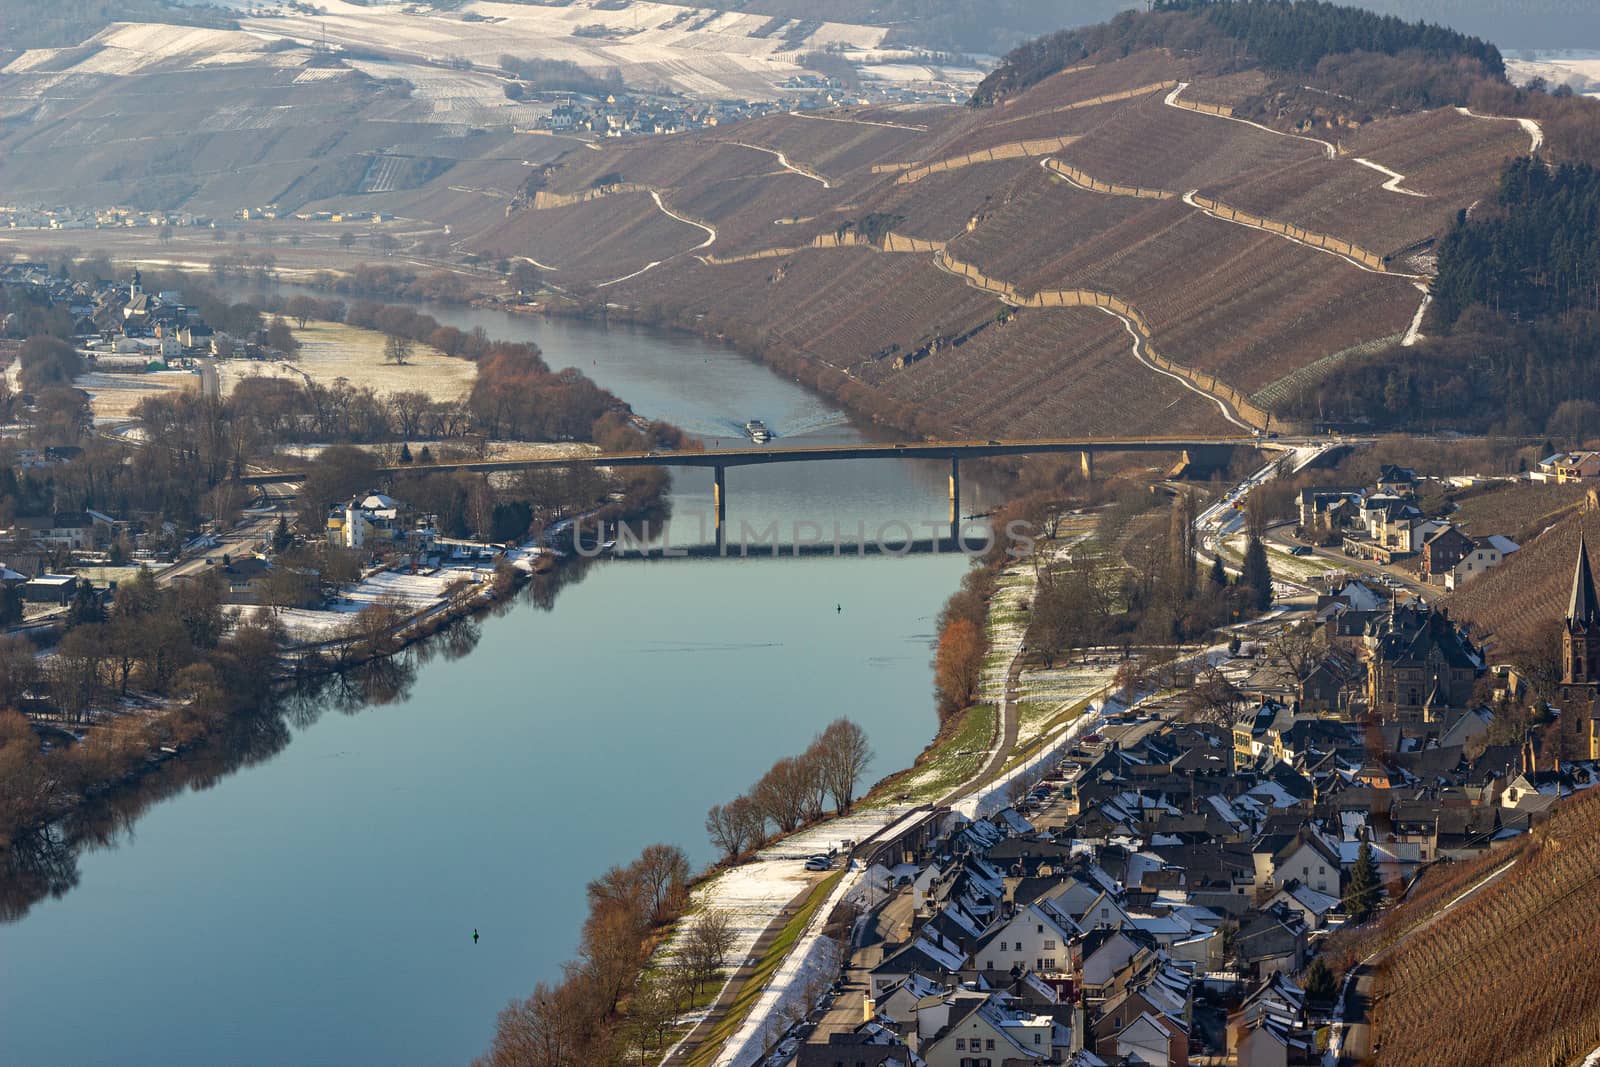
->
[776,529,1600,1066]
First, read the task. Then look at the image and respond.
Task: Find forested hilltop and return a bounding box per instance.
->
[970,0,1600,163]
[972,0,1504,106]
[1289,158,1600,436]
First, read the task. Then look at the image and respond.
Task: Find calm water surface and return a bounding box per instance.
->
[0,308,991,1065]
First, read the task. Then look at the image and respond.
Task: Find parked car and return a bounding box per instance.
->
[1290,545,1314,556]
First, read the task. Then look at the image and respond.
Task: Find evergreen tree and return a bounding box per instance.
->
[1345,840,1382,922]
[399,442,414,464]
[0,582,22,626]
[1242,535,1273,612]
[1209,553,1228,589]
[419,445,434,464]
[272,516,292,553]
[67,581,103,627]
[1303,956,1337,1001]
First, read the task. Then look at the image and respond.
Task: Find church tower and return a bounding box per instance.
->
[1562,533,1600,686]
[1561,533,1600,760]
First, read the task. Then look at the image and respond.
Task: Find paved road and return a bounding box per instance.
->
[1263,522,1431,596]
[937,635,1025,807]
[197,357,219,400]
[154,482,294,588]
[807,886,914,1046]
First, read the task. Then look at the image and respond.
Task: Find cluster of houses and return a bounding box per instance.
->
[235,205,394,224]
[0,263,288,367]
[1297,465,1520,588]
[0,205,218,232]
[534,89,849,137]
[794,548,1600,1066]
[1532,450,1600,484]
[527,70,962,140]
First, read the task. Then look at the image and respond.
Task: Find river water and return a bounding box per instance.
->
[0,306,991,1065]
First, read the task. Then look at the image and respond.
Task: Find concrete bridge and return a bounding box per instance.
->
[243,434,1278,534]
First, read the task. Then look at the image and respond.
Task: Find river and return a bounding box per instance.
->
[0,305,992,1065]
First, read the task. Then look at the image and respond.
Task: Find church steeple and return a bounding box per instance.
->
[1569,533,1598,628]
[1562,532,1600,686]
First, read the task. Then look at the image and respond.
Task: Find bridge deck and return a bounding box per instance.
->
[240,436,1271,484]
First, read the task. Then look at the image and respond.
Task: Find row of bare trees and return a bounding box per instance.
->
[705,718,873,860]
[481,843,702,1067]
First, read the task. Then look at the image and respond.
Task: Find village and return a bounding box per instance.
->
[758,564,1599,1066]
[0,260,571,695]
[719,454,1600,1067]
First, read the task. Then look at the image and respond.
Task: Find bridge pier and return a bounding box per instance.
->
[948,456,961,536]
[1080,451,1095,482]
[712,465,726,537]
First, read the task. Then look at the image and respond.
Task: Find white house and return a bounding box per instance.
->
[972,902,1078,975]
[1445,535,1519,590]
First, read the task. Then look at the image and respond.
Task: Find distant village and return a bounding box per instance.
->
[0,260,547,637]
[0,74,956,234]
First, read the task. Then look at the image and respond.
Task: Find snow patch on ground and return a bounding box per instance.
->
[673,806,915,967]
[236,568,479,640]
[75,369,197,423]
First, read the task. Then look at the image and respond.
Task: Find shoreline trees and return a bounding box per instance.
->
[705,716,875,861]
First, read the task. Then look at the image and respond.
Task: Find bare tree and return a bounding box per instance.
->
[682,908,736,996]
[705,800,748,860]
[752,756,808,833]
[799,742,830,822]
[635,843,689,923]
[467,475,496,542]
[1006,773,1036,809]
[1269,620,1324,683]
[817,717,873,814]
[484,980,590,1067]
[730,793,767,851]
[383,333,414,365]
[0,634,40,708]
[579,901,648,1015]
[1185,665,1249,725]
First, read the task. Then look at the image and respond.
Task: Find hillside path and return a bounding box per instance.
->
[1333,858,1520,1065]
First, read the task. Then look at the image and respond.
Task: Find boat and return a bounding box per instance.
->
[743,419,772,443]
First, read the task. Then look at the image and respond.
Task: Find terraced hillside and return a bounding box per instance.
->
[0,22,581,213]
[1448,506,1599,653]
[1368,784,1600,1067]
[464,45,1531,439]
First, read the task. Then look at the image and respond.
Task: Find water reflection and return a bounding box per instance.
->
[0,615,494,922]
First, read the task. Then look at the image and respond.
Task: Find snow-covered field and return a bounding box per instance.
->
[269,439,598,463]
[75,369,198,423]
[857,62,986,92]
[675,806,912,968]
[345,58,547,127]
[1508,54,1600,97]
[218,321,477,401]
[234,0,884,101]
[237,568,478,640]
[3,24,302,77]
[679,804,919,1066]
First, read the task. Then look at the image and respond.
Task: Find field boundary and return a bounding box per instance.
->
[1041,157,1176,200]
[1184,191,1400,273]
[888,135,1081,184]
[987,79,1179,129]
[930,249,1273,430]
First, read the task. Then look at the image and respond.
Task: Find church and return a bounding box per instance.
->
[1556,533,1600,760]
